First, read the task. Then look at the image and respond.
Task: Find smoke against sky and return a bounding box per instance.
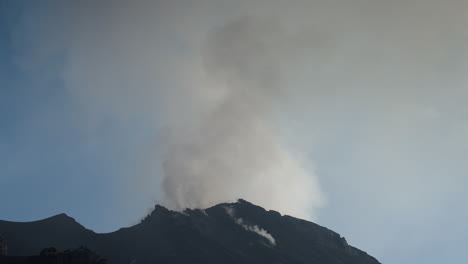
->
[2,1,468,264]
[161,17,323,218]
[6,1,326,219]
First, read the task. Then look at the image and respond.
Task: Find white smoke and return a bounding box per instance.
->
[161,17,324,219]
[237,220,276,246]
[224,206,276,245]
[8,1,325,220]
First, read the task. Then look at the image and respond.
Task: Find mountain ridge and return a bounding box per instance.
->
[0,199,381,264]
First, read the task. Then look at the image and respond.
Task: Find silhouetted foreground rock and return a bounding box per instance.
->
[0,233,7,256]
[0,247,107,264]
[0,199,381,264]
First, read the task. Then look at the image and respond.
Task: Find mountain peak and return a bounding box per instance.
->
[49,213,72,220]
[43,213,81,225]
[153,204,170,213]
[235,198,261,208]
[140,203,176,224]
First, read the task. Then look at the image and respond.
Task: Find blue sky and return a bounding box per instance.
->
[2,1,468,263]
[0,1,161,230]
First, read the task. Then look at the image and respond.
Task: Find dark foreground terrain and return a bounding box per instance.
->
[0,199,380,264]
[0,247,106,264]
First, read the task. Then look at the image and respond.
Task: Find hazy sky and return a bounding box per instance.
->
[1,1,468,263]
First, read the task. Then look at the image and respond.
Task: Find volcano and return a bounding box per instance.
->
[0,199,380,264]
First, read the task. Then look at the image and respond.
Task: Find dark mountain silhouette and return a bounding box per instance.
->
[0,199,380,264]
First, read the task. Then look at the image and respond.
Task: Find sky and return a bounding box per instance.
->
[1,1,468,263]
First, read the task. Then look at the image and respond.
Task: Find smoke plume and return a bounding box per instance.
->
[7,1,324,220]
[161,17,323,218]
[225,206,276,245]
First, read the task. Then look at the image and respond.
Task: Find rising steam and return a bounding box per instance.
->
[9,1,324,220]
[225,206,276,245]
[161,18,323,219]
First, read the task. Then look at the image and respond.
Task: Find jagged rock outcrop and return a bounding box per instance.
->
[0,199,380,264]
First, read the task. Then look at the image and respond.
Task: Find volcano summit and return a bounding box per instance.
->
[0,200,380,264]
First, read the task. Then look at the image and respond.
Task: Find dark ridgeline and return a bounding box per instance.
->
[0,199,381,264]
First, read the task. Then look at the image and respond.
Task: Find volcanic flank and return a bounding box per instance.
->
[0,199,380,264]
